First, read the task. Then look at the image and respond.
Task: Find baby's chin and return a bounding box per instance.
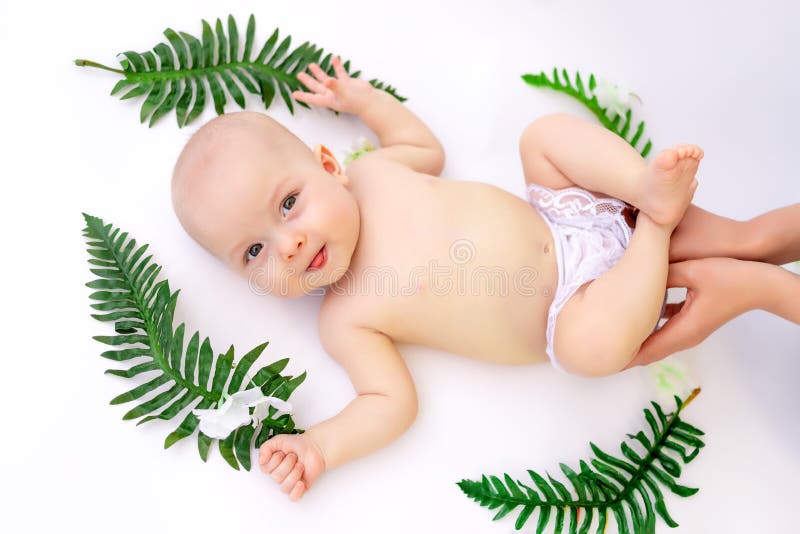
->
[254,267,349,299]
[296,267,351,298]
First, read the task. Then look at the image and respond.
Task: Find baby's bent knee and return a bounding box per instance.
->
[553,323,638,377]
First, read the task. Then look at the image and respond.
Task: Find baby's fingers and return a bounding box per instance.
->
[289,480,306,501]
[297,71,327,94]
[307,62,331,83]
[281,462,304,494]
[271,453,298,483]
[331,55,348,79]
[260,450,284,474]
[292,90,332,108]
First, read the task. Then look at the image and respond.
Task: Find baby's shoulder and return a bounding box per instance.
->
[317,291,388,352]
[345,151,433,186]
[317,290,378,336]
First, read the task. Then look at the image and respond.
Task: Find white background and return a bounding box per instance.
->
[2,1,799,532]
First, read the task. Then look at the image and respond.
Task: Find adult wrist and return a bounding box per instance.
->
[737,218,767,261]
[757,263,800,320]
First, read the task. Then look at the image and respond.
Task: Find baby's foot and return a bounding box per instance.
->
[637,144,703,228]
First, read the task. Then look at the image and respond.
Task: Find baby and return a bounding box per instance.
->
[171,56,708,501]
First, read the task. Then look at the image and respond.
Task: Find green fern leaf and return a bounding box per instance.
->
[522,68,653,158]
[457,388,704,533]
[75,14,406,127]
[83,213,306,469]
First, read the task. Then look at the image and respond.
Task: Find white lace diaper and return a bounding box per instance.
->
[527,183,636,370]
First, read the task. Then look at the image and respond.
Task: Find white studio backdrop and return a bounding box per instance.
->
[1,1,798,532]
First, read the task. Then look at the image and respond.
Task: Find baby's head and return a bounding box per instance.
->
[172,112,360,298]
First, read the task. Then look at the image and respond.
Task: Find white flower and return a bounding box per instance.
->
[593,77,642,119]
[645,356,698,406]
[192,388,293,439]
[343,136,376,166]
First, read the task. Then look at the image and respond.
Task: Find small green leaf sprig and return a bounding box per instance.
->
[83,213,306,470]
[523,69,653,158]
[75,14,406,127]
[458,389,704,533]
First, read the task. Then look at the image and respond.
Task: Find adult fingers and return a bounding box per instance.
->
[662,301,685,319]
[630,312,697,367]
[665,260,697,288]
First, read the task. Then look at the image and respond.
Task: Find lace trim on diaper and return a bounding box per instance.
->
[527,184,628,219]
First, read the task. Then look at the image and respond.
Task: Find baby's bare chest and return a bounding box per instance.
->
[333,164,558,364]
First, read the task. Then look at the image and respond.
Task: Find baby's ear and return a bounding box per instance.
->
[313,144,348,186]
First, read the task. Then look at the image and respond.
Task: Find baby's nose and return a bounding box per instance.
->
[281,233,306,262]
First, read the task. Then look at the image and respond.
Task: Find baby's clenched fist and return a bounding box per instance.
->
[259,433,326,501]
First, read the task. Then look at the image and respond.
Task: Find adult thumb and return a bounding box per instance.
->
[629,312,695,367]
[666,260,696,288]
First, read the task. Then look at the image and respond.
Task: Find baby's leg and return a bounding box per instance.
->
[519,112,702,375]
[553,212,670,376]
[520,112,701,227]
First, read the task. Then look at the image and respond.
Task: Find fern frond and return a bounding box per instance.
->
[83,213,306,470]
[458,389,704,533]
[75,14,406,127]
[522,68,653,158]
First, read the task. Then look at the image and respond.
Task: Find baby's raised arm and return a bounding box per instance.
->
[258,299,418,501]
[293,56,445,175]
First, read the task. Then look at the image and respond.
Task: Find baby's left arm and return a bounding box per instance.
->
[258,309,418,501]
[293,56,445,175]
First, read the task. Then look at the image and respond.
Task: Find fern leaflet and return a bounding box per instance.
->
[458,389,704,533]
[83,213,306,470]
[522,68,653,158]
[75,14,406,127]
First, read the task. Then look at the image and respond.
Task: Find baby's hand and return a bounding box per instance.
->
[293,56,376,115]
[258,433,326,501]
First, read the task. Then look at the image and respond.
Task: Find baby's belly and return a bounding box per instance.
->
[394,287,554,365]
[374,183,559,365]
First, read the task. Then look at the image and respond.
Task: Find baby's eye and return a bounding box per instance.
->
[281,193,297,217]
[246,243,263,262]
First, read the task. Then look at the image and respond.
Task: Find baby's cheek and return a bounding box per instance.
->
[245,262,281,297]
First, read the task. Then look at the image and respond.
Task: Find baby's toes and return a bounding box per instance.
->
[676,144,693,159]
[689,145,704,160]
[676,144,703,160]
[654,147,678,171]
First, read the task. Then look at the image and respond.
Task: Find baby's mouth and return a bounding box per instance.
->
[306,245,327,271]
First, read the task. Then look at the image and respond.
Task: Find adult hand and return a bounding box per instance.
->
[625,257,760,368]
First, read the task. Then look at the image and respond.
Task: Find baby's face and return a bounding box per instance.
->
[172,113,360,298]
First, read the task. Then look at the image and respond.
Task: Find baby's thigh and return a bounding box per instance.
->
[552,283,638,377]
